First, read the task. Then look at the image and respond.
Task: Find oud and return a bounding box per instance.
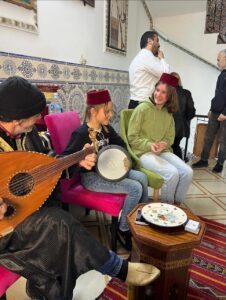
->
[0,147,95,237]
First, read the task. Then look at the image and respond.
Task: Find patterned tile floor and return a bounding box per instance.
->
[6,161,226,299]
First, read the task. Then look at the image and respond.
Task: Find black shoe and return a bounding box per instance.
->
[117,229,132,251]
[212,163,223,173]
[192,160,208,168]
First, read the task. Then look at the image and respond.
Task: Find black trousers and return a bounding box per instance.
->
[201,112,226,165]
[172,136,183,159]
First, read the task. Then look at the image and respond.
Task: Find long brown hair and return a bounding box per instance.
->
[152,81,179,113]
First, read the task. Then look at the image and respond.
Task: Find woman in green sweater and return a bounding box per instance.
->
[127,73,193,205]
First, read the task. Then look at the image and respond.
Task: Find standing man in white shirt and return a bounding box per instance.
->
[128,31,170,109]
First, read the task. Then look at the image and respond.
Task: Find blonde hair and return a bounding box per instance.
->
[83,102,110,123]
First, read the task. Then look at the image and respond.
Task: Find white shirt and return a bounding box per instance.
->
[129,49,170,102]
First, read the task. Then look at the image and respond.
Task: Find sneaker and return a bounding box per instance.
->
[192,160,208,168]
[117,229,132,251]
[212,163,223,173]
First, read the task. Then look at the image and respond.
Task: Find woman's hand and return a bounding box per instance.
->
[150,143,161,155]
[150,141,167,155]
[0,198,7,220]
[157,141,167,152]
[79,143,96,170]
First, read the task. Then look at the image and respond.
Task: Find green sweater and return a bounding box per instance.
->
[127,100,175,157]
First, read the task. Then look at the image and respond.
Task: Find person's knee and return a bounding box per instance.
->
[180,164,193,178]
[185,166,193,180]
[138,172,148,186]
[166,168,179,183]
[129,181,142,200]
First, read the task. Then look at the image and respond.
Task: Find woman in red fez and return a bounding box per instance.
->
[127,73,193,205]
[62,89,149,250]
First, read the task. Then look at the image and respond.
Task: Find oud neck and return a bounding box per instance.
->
[55,146,96,171]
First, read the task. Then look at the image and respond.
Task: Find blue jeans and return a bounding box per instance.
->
[81,169,148,231]
[97,250,123,277]
[140,152,193,203]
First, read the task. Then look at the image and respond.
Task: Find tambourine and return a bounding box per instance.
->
[96,145,132,181]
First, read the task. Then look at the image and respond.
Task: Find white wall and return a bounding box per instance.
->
[154,11,222,115]
[0,0,223,153]
[160,37,220,152]
[0,0,149,71]
[160,38,220,114]
[153,11,224,153]
[154,12,223,65]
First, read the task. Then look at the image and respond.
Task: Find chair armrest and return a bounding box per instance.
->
[140,168,164,189]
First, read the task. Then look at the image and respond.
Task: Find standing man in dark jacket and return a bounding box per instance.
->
[192,49,226,172]
[171,72,196,159]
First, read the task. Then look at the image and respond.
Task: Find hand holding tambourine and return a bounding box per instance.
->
[88,128,132,181]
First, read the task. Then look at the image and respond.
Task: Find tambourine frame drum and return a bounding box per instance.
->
[96,145,132,181]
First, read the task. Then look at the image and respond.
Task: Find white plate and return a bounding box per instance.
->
[141,203,187,228]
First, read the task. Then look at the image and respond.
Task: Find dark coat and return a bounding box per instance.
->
[173,86,196,138]
[62,123,126,175]
[211,69,226,115]
[0,127,109,300]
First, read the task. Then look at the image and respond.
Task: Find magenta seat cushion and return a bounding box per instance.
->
[60,179,125,216]
[0,265,20,296]
[46,111,126,218]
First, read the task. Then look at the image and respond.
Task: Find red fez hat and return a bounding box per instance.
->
[87,90,111,105]
[159,73,179,87]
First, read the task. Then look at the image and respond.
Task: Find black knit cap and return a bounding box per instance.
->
[0,76,46,120]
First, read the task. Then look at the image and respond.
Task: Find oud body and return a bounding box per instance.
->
[0,143,130,237]
[0,151,62,236]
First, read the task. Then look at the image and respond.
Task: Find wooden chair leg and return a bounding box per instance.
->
[111,216,118,253]
[0,294,7,300]
[127,284,136,300]
[153,189,159,202]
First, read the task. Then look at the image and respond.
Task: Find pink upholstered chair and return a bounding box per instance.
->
[44,112,126,252]
[0,265,20,300]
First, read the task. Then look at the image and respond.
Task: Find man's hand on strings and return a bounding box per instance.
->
[0,198,7,220]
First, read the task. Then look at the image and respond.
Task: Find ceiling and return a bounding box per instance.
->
[146,0,206,18]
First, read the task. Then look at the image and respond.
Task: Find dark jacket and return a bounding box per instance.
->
[62,123,126,174]
[0,127,109,300]
[210,69,226,115]
[173,86,196,138]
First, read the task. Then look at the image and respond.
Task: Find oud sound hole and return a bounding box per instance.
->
[9,173,34,196]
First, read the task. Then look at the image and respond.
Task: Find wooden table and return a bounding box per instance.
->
[127,204,206,300]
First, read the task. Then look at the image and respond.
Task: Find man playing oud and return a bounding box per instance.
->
[0,76,159,300]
